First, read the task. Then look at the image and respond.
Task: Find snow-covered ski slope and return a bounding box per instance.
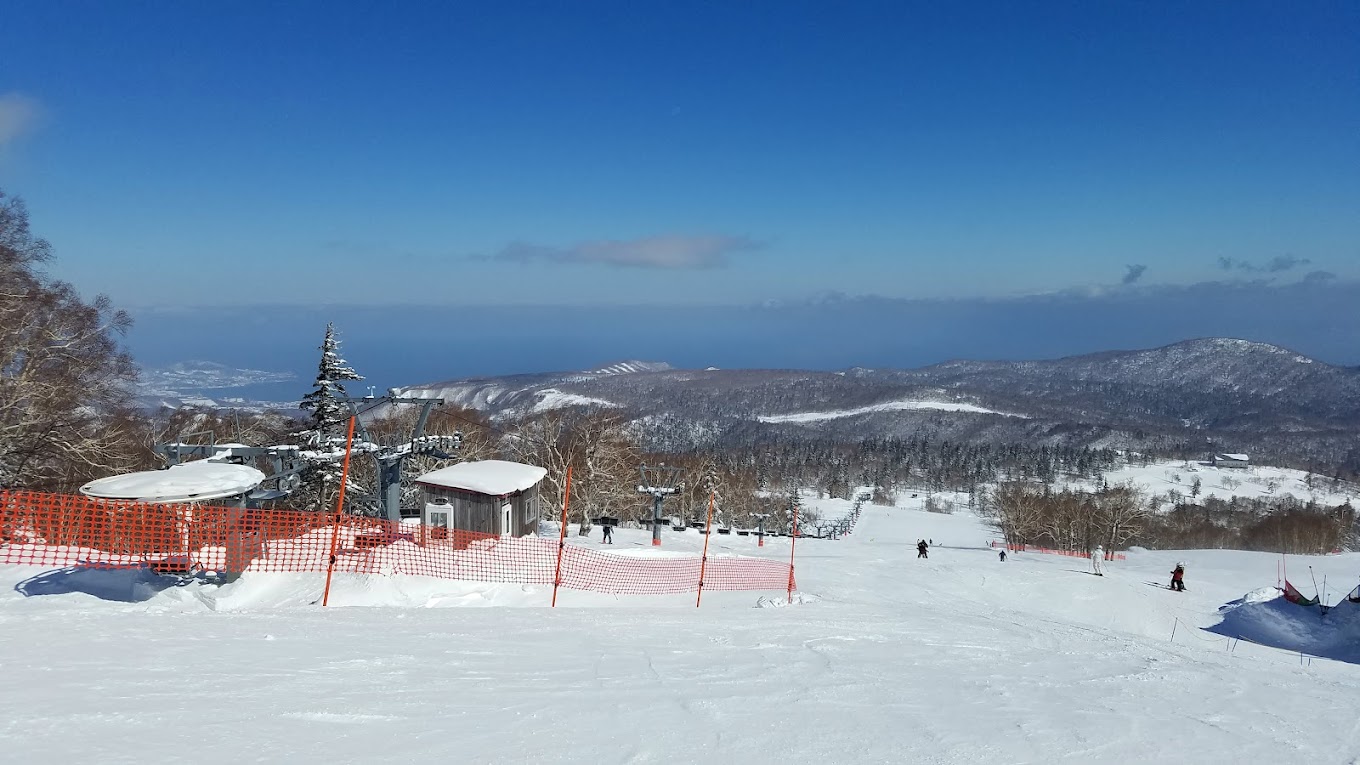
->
[4,496,1360,764]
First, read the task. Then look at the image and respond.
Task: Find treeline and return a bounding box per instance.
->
[1133,495,1356,554]
[981,481,1355,555]
[661,436,1118,501]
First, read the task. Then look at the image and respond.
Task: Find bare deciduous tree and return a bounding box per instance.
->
[985,481,1047,548]
[506,409,639,533]
[0,191,139,491]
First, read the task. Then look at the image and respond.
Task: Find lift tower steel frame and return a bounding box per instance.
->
[637,463,683,547]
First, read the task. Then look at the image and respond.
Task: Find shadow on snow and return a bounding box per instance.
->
[1205,589,1360,665]
[13,566,217,603]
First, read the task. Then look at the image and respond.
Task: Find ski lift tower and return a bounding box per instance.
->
[338,394,461,523]
[752,512,771,547]
[637,463,682,547]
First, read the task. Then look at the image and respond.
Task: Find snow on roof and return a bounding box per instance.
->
[80,462,266,503]
[416,460,548,496]
[1219,453,1250,462]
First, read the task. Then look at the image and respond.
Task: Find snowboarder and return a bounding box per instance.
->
[1090,545,1105,576]
[602,524,614,544]
[917,540,929,559]
[999,549,1007,562]
[1170,563,1186,591]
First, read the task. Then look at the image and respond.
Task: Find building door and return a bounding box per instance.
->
[501,502,513,537]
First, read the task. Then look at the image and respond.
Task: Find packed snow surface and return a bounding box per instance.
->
[4,492,1360,763]
[78,462,265,502]
[758,398,1022,423]
[414,459,548,496]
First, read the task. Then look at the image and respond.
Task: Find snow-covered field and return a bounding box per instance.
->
[1066,458,1360,509]
[758,398,1023,423]
[4,494,1360,763]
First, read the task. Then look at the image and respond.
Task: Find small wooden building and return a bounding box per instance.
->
[416,460,548,539]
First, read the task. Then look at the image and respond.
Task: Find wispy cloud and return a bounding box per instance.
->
[491,234,761,269]
[1217,254,1312,273]
[0,93,42,149]
[1121,264,1147,285]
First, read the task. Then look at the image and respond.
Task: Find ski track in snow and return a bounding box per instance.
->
[2,495,1360,763]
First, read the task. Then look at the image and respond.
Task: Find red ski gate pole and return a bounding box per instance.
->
[321,415,357,607]
[551,467,573,608]
[696,491,716,608]
[787,506,799,603]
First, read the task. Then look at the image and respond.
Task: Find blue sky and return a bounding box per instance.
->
[1,2,1358,376]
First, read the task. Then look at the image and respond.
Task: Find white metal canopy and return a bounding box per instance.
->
[80,462,266,503]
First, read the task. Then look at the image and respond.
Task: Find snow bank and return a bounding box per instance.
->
[1209,589,1360,663]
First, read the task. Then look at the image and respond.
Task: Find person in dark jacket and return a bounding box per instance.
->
[999,549,1007,562]
[602,524,614,544]
[917,540,929,559]
[1170,563,1186,591]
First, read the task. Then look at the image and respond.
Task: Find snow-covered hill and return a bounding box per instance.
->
[4,493,1360,762]
[390,339,1360,467]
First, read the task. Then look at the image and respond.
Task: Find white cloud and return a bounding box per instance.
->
[494,234,761,269]
[0,93,42,149]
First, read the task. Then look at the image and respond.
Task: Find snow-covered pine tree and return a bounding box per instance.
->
[296,323,364,511]
[787,490,804,533]
[300,322,363,432]
[702,459,723,527]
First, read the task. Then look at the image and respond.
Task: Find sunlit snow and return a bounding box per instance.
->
[4,491,1359,762]
[758,398,1024,423]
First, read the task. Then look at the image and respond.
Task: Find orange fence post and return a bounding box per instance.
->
[787,504,799,603]
[551,466,573,608]
[696,492,716,608]
[321,415,358,607]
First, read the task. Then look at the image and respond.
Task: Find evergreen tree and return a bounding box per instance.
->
[296,323,364,511]
[702,459,723,526]
[787,490,804,533]
[300,322,363,433]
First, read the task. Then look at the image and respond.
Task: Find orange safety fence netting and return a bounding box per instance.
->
[0,490,794,595]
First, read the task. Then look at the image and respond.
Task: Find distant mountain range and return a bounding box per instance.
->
[394,339,1360,469]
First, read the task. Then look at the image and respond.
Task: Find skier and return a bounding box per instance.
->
[602,523,614,544]
[1090,545,1105,576]
[1170,562,1186,591]
[917,540,929,559]
[999,549,1007,562]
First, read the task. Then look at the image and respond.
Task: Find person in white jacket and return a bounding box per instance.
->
[1091,545,1105,576]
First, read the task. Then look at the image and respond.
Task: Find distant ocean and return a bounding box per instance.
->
[126,290,1360,401]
